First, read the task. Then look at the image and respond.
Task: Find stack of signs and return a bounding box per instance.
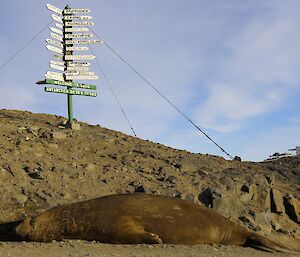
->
[37,3,104,97]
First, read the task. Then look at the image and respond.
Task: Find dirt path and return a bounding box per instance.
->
[0,241,298,257]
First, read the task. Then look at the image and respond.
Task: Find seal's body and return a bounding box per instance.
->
[16,194,290,252]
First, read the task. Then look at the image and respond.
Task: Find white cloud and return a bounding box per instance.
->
[193,2,300,132]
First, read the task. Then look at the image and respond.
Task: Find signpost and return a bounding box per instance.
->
[37,3,101,128]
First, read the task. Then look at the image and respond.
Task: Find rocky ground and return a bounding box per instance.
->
[0,109,299,256]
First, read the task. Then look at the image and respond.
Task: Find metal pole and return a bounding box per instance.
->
[64,5,73,126]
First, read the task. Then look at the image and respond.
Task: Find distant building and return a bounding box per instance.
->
[288,146,300,156]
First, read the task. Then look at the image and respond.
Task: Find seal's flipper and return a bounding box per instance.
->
[109,215,162,244]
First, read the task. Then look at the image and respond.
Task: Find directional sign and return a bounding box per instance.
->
[65,39,103,45]
[45,87,97,97]
[50,27,63,35]
[65,55,96,60]
[65,27,89,33]
[56,23,63,29]
[65,33,93,39]
[47,71,63,77]
[52,14,63,23]
[65,21,94,26]
[40,79,96,90]
[53,54,64,60]
[66,46,89,51]
[64,15,93,20]
[50,64,65,72]
[46,38,63,48]
[45,74,64,81]
[66,66,89,71]
[50,60,64,66]
[50,33,63,42]
[46,45,63,54]
[65,70,80,75]
[64,9,91,14]
[66,75,99,80]
[69,62,91,67]
[46,3,63,15]
[78,71,95,76]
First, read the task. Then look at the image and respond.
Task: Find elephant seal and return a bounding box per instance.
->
[16,194,291,252]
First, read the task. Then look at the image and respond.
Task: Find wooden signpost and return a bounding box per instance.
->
[37,3,103,127]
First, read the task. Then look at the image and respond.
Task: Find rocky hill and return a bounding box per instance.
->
[0,109,299,250]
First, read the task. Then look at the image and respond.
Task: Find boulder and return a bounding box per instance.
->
[270,188,285,213]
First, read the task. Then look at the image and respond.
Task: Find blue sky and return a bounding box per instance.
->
[0,1,299,161]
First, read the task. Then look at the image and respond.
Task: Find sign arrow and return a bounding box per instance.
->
[45,87,97,97]
[53,54,64,60]
[65,39,103,45]
[65,21,94,26]
[66,66,89,71]
[65,55,96,60]
[52,14,63,23]
[50,60,64,66]
[50,63,65,72]
[46,45,63,54]
[64,9,91,14]
[66,75,99,80]
[65,33,93,39]
[69,62,91,67]
[63,15,93,20]
[50,33,63,42]
[65,27,89,32]
[66,46,89,51]
[46,3,63,15]
[40,79,97,90]
[45,74,64,81]
[50,27,63,35]
[46,38,63,48]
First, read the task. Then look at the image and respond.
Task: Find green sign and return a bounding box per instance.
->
[37,79,96,90]
[45,87,97,97]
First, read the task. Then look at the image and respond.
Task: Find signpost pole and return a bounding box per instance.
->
[64,5,74,127]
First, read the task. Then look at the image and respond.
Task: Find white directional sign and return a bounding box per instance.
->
[78,71,95,76]
[65,39,103,45]
[46,3,63,15]
[65,27,89,33]
[46,38,63,48]
[65,33,93,39]
[64,15,93,20]
[47,71,64,77]
[69,62,91,67]
[67,66,89,71]
[45,74,64,81]
[56,23,63,29]
[51,33,63,42]
[53,54,64,60]
[65,21,94,26]
[50,63,65,72]
[64,9,91,14]
[65,55,96,60]
[66,46,89,51]
[50,60,64,66]
[66,75,99,80]
[46,45,63,54]
[52,14,63,23]
[50,27,63,35]
[65,70,80,75]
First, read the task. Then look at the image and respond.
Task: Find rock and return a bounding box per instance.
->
[48,143,59,149]
[239,184,258,204]
[270,188,285,213]
[71,123,81,130]
[83,163,96,172]
[183,193,195,203]
[8,163,27,179]
[52,132,67,139]
[284,196,300,223]
[11,194,28,206]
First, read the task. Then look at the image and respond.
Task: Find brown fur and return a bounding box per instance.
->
[16,194,292,252]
